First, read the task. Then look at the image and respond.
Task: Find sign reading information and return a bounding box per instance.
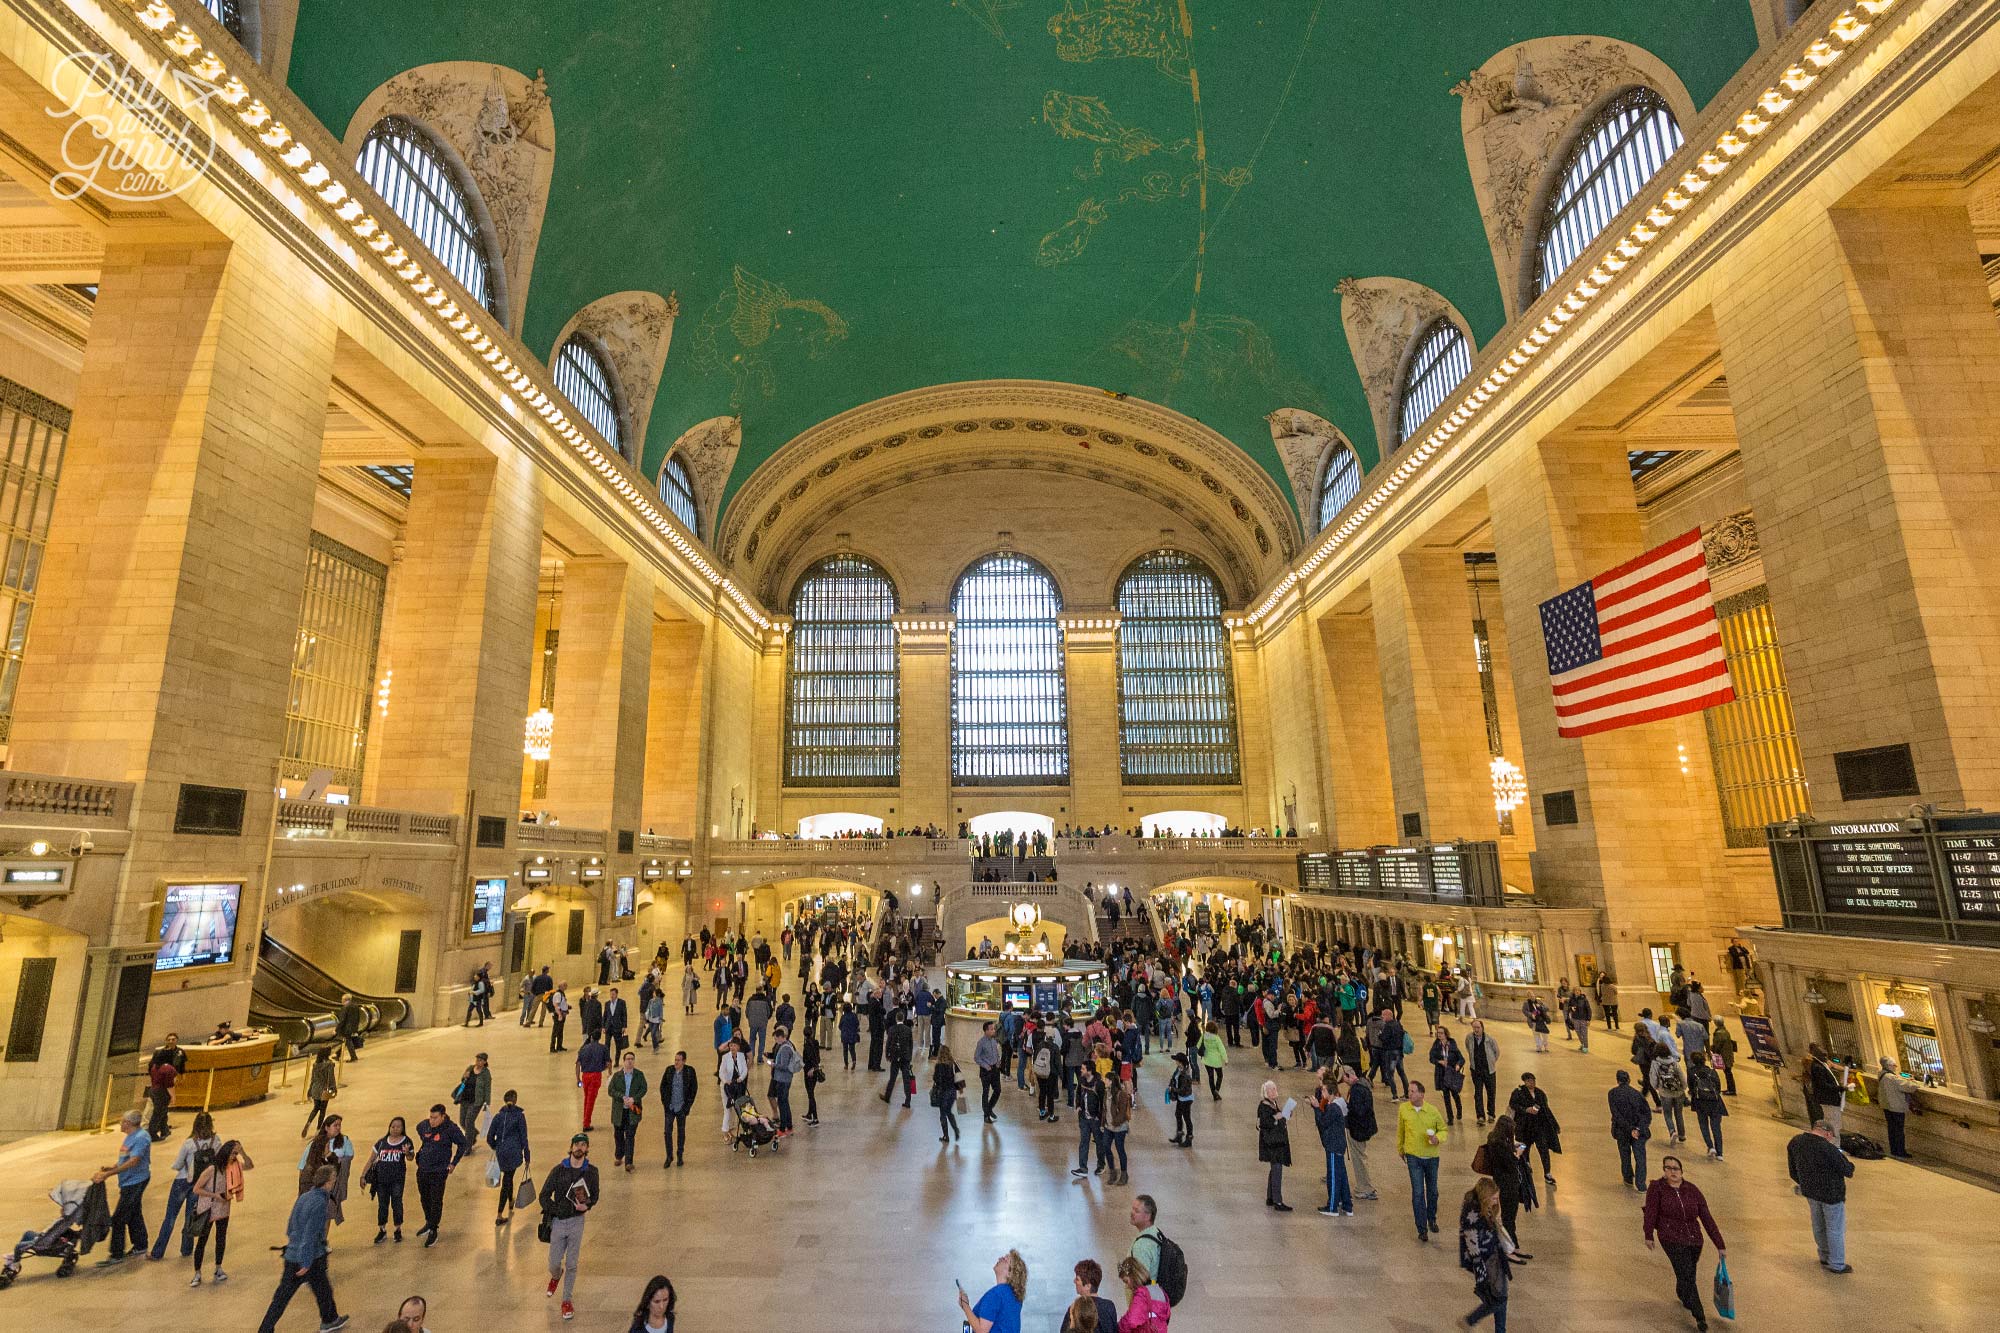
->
[1768,813,2000,944]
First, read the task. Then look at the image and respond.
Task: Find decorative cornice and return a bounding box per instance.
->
[1245,0,1913,629]
[54,0,774,634]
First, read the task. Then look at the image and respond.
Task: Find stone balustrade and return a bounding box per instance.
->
[274,799,458,843]
[0,771,134,827]
[516,823,609,853]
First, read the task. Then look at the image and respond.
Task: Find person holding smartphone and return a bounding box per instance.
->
[957,1250,1026,1333]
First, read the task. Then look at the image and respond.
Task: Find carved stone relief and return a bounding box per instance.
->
[667,415,742,539]
[1453,37,1695,321]
[343,62,556,335]
[1335,276,1471,458]
[555,290,678,465]
[1265,408,1358,532]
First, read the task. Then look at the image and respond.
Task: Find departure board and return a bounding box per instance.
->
[1769,814,2000,943]
[1938,815,2000,919]
[1810,826,1938,916]
[1295,842,1505,907]
[1296,853,1334,891]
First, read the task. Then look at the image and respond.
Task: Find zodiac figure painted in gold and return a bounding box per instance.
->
[1048,0,1191,83]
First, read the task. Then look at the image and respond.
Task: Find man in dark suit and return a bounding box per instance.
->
[606,1050,647,1172]
[659,1049,700,1167]
[601,988,630,1060]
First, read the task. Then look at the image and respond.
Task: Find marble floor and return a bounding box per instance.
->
[0,985,1992,1332]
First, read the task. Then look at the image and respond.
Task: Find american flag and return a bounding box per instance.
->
[1537,527,1735,739]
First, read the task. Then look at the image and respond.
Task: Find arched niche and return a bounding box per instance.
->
[1334,277,1477,459]
[550,291,679,467]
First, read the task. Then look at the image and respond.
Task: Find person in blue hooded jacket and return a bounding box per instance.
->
[485,1089,531,1225]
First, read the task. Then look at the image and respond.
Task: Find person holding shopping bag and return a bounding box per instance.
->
[1643,1155,1726,1331]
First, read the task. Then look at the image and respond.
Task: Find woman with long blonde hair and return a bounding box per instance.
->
[959,1250,1026,1333]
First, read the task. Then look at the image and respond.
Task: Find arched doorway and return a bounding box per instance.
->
[1140,810,1227,837]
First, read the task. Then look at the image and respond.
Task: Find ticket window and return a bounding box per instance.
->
[1490,932,1538,985]
[1648,945,1679,996]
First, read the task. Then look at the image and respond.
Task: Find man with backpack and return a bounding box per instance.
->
[1034,1025,1063,1122]
[1126,1194,1187,1309]
[1166,1053,1196,1147]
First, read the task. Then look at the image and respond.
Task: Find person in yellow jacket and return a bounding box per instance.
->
[1397,1080,1449,1243]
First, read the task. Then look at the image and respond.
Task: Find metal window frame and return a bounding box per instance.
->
[282,532,388,791]
[1396,319,1471,446]
[1316,444,1361,530]
[0,378,69,743]
[356,117,503,321]
[1703,586,1810,847]
[1116,551,1240,785]
[784,554,901,787]
[552,335,625,456]
[659,454,700,537]
[951,553,1069,786]
[1534,87,1685,297]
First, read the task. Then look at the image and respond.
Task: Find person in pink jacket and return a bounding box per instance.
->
[1115,1255,1170,1331]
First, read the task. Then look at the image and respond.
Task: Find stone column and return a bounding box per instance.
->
[1061,614,1121,826]
[543,558,652,835]
[1714,202,2000,814]
[1373,549,1495,843]
[7,239,335,1078]
[367,455,542,819]
[1229,625,1277,827]
[1487,440,1726,1011]
[643,618,707,837]
[894,615,953,830]
[1320,611,1398,848]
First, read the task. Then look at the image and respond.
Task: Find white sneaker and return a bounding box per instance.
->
[213,1268,227,1282]
[189,1274,201,1287]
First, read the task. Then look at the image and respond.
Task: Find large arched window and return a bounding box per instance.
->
[356,117,504,322]
[658,454,700,536]
[552,335,625,456]
[951,554,1068,785]
[1397,319,1472,446]
[785,555,900,787]
[1117,551,1239,785]
[1534,88,1684,296]
[1316,444,1361,530]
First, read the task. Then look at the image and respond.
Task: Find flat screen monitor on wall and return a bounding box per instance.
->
[614,875,635,919]
[154,881,243,971]
[470,877,508,935]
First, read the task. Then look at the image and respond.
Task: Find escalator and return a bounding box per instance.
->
[250,934,411,1054]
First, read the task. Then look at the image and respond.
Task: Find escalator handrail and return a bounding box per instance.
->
[258,934,411,1027]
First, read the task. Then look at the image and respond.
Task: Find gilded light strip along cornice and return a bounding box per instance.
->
[86,0,772,631]
[1242,0,1909,632]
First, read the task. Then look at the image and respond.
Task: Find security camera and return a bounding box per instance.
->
[68,832,93,856]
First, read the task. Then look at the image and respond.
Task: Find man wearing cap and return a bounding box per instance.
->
[538,1132,601,1321]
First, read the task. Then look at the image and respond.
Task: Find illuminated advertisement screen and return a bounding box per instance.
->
[470,877,508,935]
[615,875,635,919]
[155,882,242,971]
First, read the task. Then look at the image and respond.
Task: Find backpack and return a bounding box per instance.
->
[1152,1230,1189,1307]
[1840,1132,1886,1160]
[1032,1043,1054,1078]
[1656,1061,1686,1101]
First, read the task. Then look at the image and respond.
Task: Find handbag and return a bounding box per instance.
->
[536,1212,552,1243]
[1470,1143,1492,1176]
[1711,1255,1735,1320]
[515,1177,537,1210]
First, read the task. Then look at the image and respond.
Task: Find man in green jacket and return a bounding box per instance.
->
[607,1050,647,1172]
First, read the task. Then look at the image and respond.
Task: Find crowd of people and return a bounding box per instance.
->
[40,899,1901,1333]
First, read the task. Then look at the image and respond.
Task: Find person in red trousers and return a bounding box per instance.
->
[575,1031,610,1130]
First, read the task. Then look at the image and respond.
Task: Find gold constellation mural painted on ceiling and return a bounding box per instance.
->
[691,265,849,409]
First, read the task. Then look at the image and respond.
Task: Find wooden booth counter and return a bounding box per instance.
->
[164,1032,280,1108]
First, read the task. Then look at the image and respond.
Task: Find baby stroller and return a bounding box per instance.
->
[0,1181,88,1287]
[729,1095,780,1158]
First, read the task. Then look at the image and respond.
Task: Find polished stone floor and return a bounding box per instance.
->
[1,980,1993,1331]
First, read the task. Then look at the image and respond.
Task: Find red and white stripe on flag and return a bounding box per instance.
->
[1545,527,1735,739]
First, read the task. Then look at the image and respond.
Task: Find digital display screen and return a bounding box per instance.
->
[1811,835,1938,915]
[1002,982,1032,1011]
[470,877,508,935]
[614,875,635,919]
[155,882,242,971]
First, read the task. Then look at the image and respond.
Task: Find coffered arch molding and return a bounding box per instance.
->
[722,380,1298,604]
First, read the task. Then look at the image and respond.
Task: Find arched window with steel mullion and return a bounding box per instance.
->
[1116,550,1239,785]
[552,335,626,458]
[356,116,505,324]
[951,553,1068,785]
[658,453,700,537]
[1533,87,1684,297]
[1316,442,1362,531]
[785,554,899,787]
[1396,319,1472,447]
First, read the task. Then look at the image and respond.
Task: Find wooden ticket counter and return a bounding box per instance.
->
[145,1031,281,1110]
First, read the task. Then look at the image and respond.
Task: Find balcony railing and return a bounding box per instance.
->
[0,771,134,828]
[635,832,694,858]
[1059,836,1309,856]
[516,823,609,854]
[275,800,457,843]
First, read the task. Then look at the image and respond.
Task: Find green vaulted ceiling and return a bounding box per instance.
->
[287,1,1758,513]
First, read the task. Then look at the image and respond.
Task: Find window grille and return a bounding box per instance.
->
[1703,587,1810,847]
[553,336,624,454]
[1628,450,1681,482]
[785,555,900,786]
[0,379,68,743]
[1397,320,1471,446]
[356,464,413,498]
[356,117,503,322]
[282,533,387,791]
[1535,88,1684,297]
[659,454,700,536]
[203,0,245,43]
[1117,551,1239,785]
[951,554,1068,785]
[1316,444,1361,530]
